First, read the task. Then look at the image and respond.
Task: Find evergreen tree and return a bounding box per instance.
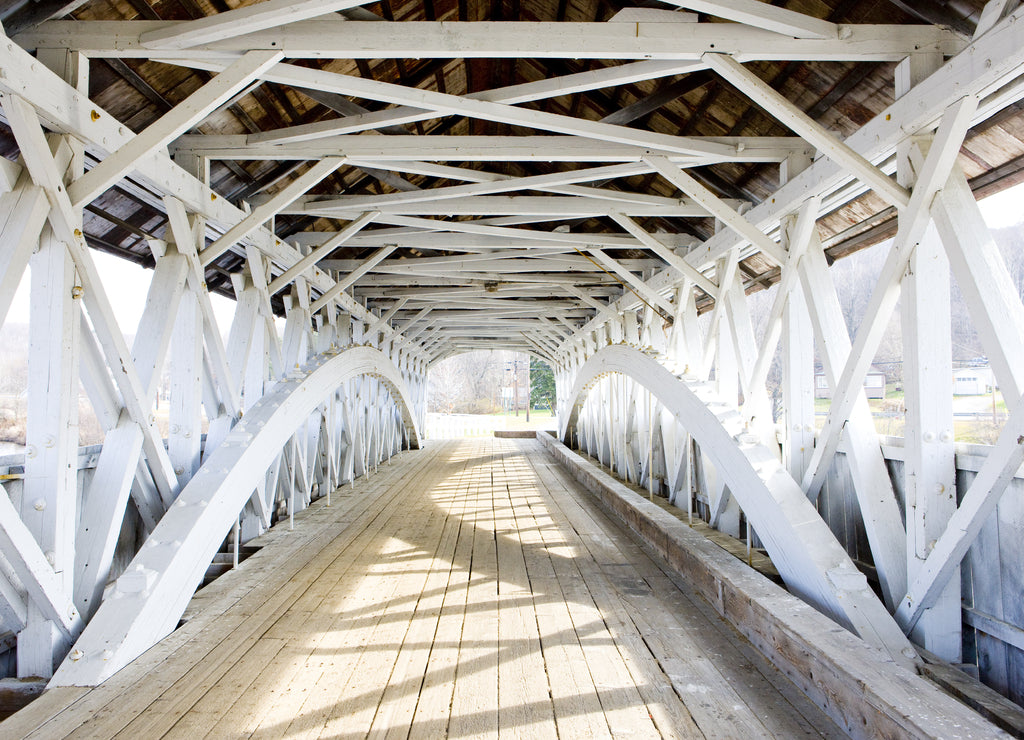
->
[529,358,556,409]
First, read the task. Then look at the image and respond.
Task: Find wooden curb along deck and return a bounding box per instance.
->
[2,436,999,738]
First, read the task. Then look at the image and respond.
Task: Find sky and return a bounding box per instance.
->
[4,180,1024,335]
[7,248,237,338]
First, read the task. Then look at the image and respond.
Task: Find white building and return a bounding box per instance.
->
[953,366,994,396]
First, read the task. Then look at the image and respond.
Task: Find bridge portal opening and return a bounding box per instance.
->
[426,350,556,439]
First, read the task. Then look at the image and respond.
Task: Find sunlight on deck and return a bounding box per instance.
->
[4,439,843,739]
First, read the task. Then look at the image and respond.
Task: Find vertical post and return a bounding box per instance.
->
[780,153,816,482]
[714,256,739,405]
[647,389,654,500]
[244,319,267,414]
[20,224,80,677]
[18,49,86,678]
[525,356,530,422]
[898,52,960,661]
[783,280,815,481]
[168,288,203,488]
[513,358,519,417]
[684,434,693,525]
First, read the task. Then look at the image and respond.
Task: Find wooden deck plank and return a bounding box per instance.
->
[27,468,403,740]
[258,450,455,740]
[502,453,614,740]
[201,472,440,740]
[312,491,453,736]
[365,473,468,740]
[406,447,477,739]
[447,447,501,738]
[493,451,558,739]
[514,467,665,737]
[100,460,430,740]
[2,437,850,740]
[525,440,845,739]
[522,446,703,740]
[526,446,766,738]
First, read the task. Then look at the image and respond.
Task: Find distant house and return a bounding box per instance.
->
[953,366,994,396]
[815,365,886,400]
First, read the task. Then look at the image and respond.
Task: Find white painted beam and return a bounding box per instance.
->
[68,50,283,207]
[644,155,787,263]
[0,489,80,638]
[896,50,959,660]
[295,230,692,251]
[932,168,1024,404]
[295,163,652,209]
[587,248,675,317]
[21,223,79,676]
[901,221,959,657]
[364,298,407,338]
[563,3,1024,344]
[702,53,910,209]
[172,60,738,158]
[896,394,1024,633]
[610,212,718,297]
[164,197,241,417]
[290,194,719,218]
[140,0,377,50]
[974,0,1016,39]
[267,210,377,295]
[200,156,344,266]
[0,564,27,633]
[308,244,397,315]
[19,20,962,61]
[660,0,837,39]
[169,292,204,487]
[740,195,819,417]
[130,247,189,405]
[173,134,807,162]
[0,184,49,329]
[797,239,908,610]
[0,40,420,367]
[2,94,182,507]
[244,59,706,143]
[73,422,143,620]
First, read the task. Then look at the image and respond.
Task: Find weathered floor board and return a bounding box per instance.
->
[3,438,844,739]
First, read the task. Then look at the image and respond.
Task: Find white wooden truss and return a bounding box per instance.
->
[0,0,1021,700]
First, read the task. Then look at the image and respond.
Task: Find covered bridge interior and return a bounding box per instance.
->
[1,0,1024,736]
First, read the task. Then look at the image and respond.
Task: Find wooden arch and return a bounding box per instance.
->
[559,345,913,664]
[50,347,420,687]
